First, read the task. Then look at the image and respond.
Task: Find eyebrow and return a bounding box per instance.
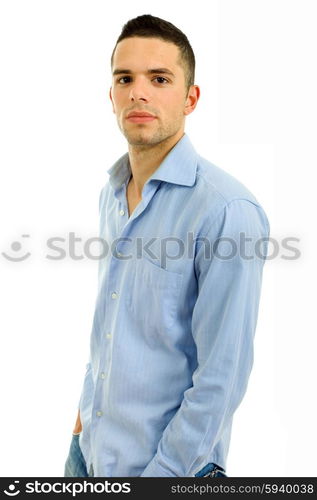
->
[112,68,175,78]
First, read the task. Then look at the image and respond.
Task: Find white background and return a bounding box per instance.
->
[0,0,316,477]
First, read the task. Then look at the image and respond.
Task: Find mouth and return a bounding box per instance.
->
[126,111,157,124]
[126,115,157,124]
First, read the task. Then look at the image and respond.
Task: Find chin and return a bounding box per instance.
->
[125,132,156,146]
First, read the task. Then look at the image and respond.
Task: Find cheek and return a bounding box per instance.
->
[165,95,185,118]
[165,89,185,107]
[111,89,126,109]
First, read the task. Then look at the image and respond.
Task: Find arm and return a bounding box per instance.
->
[73,361,92,433]
[71,187,105,436]
[141,199,270,476]
[72,408,82,434]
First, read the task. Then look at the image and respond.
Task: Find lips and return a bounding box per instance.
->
[126,112,157,124]
[126,111,156,118]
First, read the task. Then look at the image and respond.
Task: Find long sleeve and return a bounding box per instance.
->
[77,188,105,411]
[141,198,270,476]
[78,362,92,410]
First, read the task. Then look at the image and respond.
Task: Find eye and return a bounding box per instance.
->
[115,75,169,85]
[153,76,169,84]
[117,76,131,84]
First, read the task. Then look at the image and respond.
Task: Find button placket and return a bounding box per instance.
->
[92,192,130,423]
[93,181,162,427]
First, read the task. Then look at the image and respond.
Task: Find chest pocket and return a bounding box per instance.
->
[126,256,183,336]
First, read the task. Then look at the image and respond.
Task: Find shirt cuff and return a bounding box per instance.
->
[141,457,177,477]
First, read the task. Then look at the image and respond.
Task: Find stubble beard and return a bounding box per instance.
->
[118,115,184,149]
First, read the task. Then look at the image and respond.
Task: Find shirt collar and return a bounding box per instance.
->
[107,133,198,193]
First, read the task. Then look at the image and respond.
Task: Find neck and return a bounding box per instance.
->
[127,130,185,198]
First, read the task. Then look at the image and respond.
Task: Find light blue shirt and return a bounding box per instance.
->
[78,133,270,477]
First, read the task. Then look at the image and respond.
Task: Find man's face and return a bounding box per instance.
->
[110,37,192,147]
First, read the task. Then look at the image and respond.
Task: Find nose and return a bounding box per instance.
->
[129,77,150,102]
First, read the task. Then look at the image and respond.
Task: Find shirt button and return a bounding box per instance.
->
[100,372,106,379]
[96,411,103,417]
[119,209,125,216]
[111,292,118,299]
[106,332,111,339]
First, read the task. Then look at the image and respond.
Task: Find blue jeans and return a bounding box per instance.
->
[195,463,227,477]
[64,434,226,478]
[64,434,94,477]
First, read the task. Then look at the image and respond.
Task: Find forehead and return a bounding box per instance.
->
[113,37,182,73]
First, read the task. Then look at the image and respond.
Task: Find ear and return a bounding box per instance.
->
[184,85,200,116]
[109,87,116,114]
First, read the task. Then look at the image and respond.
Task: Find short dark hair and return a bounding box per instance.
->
[111,14,195,93]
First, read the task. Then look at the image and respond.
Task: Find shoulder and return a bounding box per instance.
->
[98,179,111,214]
[192,154,270,234]
[195,154,259,205]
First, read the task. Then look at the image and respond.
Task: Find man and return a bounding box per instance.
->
[64,14,270,477]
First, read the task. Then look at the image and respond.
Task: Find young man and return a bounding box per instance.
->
[64,14,270,477]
